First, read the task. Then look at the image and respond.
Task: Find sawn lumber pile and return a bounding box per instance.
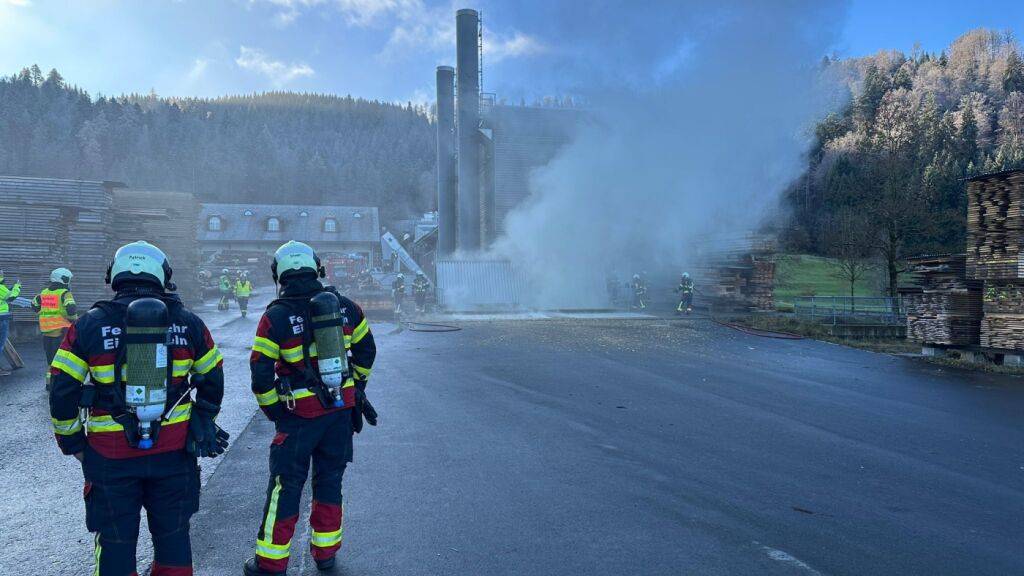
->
[112,190,201,305]
[980,282,1024,349]
[902,255,981,346]
[966,170,1024,280]
[693,234,775,311]
[0,176,116,325]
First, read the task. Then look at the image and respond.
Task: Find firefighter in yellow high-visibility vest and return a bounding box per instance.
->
[31,267,77,390]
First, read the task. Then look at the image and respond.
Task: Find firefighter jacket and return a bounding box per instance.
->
[32,282,77,336]
[412,276,430,295]
[677,279,694,294]
[250,275,375,419]
[0,276,20,316]
[49,289,224,459]
[235,279,253,298]
[219,275,231,293]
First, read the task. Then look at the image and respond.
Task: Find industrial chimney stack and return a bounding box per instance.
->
[435,65,456,257]
[455,8,481,251]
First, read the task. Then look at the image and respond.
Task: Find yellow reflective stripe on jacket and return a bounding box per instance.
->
[342,378,355,389]
[52,416,82,436]
[52,349,88,382]
[352,364,371,379]
[192,346,222,374]
[311,527,343,548]
[252,337,280,360]
[87,403,192,433]
[281,388,317,401]
[255,388,280,407]
[172,359,193,378]
[351,318,369,344]
[280,344,305,363]
[90,364,115,384]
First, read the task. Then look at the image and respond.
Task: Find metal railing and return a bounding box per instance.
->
[793,296,906,326]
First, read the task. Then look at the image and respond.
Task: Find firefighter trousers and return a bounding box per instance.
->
[82,446,201,576]
[255,409,353,573]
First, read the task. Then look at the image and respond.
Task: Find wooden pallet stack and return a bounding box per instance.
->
[0,176,116,326]
[964,170,1024,350]
[902,255,982,346]
[112,190,201,305]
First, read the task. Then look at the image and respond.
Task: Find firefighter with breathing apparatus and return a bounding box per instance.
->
[412,271,430,313]
[632,273,647,310]
[245,240,376,576]
[391,272,406,314]
[48,241,228,576]
[32,267,77,391]
[676,272,694,314]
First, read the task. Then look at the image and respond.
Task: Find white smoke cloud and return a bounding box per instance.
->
[488,0,849,308]
[235,46,315,86]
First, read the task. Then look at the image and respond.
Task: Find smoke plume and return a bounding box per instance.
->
[490,0,849,308]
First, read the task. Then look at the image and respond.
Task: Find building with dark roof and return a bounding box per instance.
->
[198,203,381,269]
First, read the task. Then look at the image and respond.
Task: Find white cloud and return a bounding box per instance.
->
[255,0,419,27]
[1,0,32,6]
[484,30,546,63]
[187,58,210,81]
[235,46,315,86]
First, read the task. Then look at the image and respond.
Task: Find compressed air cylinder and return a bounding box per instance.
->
[124,298,170,449]
[310,291,349,407]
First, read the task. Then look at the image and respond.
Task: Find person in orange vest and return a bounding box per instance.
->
[31,267,77,390]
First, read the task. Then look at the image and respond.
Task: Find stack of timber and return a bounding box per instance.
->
[0,176,117,324]
[966,170,1024,281]
[112,190,202,305]
[693,234,776,311]
[902,254,982,346]
[980,282,1024,349]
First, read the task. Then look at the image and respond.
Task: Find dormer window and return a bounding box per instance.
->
[207,215,222,231]
[243,209,254,217]
[266,217,281,232]
[299,210,309,218]
[323,217,338,233]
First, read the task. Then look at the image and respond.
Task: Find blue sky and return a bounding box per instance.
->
[0,0,1022,103]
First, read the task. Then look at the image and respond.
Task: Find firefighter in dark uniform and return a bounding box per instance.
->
[412,271,430,313]
[676,272,694,314]
[245,241,377,576]
[49,241,228,576]
[632,273,647,310]
[391,272,406,314]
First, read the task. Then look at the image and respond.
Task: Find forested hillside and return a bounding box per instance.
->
[0,66,436,217]
[784,29,1024,293]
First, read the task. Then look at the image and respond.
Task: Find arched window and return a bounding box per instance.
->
[243,209,254,217]
[207,215,222,231]
[323,217,338,233]
[299,210,309,218]
[266,217,281,232]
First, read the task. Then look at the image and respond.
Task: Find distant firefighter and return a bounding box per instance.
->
[235,272,253,318]
[676,272,694,314]
[218,269,232,311]
[0,268,21,376]
[32,267,77,390]
[632,274,647,310]
[392,273,406,314]
[412,272,430,313]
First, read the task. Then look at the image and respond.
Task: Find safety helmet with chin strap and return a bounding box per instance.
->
[271,240,324,284]
[50,267,73,284]
[106,241,174,291]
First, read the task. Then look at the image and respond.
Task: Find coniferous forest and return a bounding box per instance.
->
[0,65,436,218]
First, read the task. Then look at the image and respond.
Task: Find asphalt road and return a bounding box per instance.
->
[4,309,1024,575]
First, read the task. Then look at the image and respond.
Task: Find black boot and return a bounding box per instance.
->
[315,555,336,571]
[244,557,285,576]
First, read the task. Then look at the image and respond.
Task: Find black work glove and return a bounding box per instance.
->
[186,399,230,458]
[351,380,377,433]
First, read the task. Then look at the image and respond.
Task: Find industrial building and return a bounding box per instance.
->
[433,8,582,309]
[198,203,381,275]
[435,8,582,256]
